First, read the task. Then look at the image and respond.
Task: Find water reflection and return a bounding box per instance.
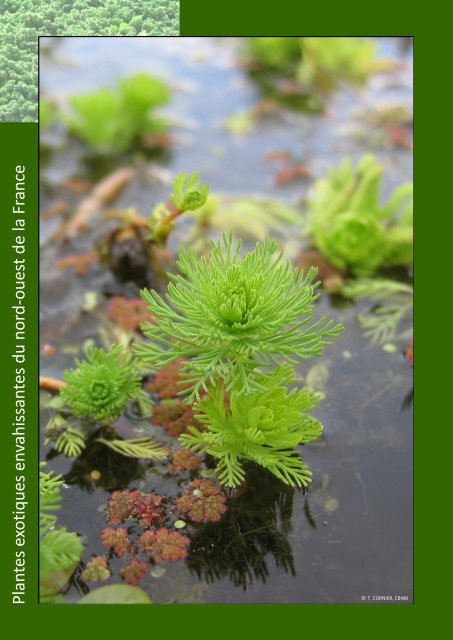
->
[62,434,146,493]
[187,464,296,590]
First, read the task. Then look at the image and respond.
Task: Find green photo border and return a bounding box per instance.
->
[0,0,428,628]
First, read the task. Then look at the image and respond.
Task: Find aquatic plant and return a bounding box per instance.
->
[131,492,164,528]
[135,233,342,488]
[40,463,84,602]
[61,345,151,425]
[95,437,168,460]
[176,480,228,522]
[308,155,413,276]
[138,528,190,563]
[185,194,303,252]
[151,399,199,437]
[120,560,149,586]
[101,527,132,558]
[245,37,385,93]
[147,359,190,399]
[107,296,152,332]
[1,2,179,122]
[405,339,414,367]
[107,490,164,528]
[66,73,170,152]
[341,278,413,344]
[107,491,141,525]
[168,448,202,474]
[148,172,209,246]
[181,368,322,488]
[81,556,110,583]
[136,234,342,403]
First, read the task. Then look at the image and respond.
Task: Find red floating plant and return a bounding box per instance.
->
[131,492,164,528]
[55,251,98,276]
[176,479,227,523]
[151,399,199,437]
[107,490,164,528]
[147,359,190,399]
[120,560,149,586]
[107,490,140,525]
[107,297,153,332]
[405,339,414,366]
[138,528,190,564]
[101,527,132,558]
[168,448,202,474]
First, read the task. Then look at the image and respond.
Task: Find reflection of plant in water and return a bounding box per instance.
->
[341,279,413,344]
[136,234,342,488]
[63,436,145,493]
[186,465,295,590]
[308,155,413,276]
[40,463,84,602]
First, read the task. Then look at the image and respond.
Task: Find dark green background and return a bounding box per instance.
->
[0,0,435,627]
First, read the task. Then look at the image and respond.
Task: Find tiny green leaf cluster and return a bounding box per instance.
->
[66,73,170,152]
[148,172,209,246]
[308,154,413,275]
[169,172,210,212]
[135,233,343,488]
[61,345,151,425]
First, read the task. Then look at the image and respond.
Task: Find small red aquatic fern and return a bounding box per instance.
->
[138,528,190,563]
[176,479,227,523]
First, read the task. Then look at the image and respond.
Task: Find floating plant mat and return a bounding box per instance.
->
[40,37,413,604]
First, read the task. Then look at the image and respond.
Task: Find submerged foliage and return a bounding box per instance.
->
[341,278,413,344]
[61,345,151,425]
[308,155,413,276]
[135,234,343,403]
[181,368,323,488]
[66,73,170,152]
[1,1,180,122]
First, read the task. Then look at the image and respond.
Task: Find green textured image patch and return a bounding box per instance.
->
[0,0,180,123]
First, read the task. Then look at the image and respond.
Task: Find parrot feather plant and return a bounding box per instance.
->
[308,154,413,276]
[135,234,343,489]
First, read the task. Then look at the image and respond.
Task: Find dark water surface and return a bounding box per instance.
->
[40,37,413,604]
